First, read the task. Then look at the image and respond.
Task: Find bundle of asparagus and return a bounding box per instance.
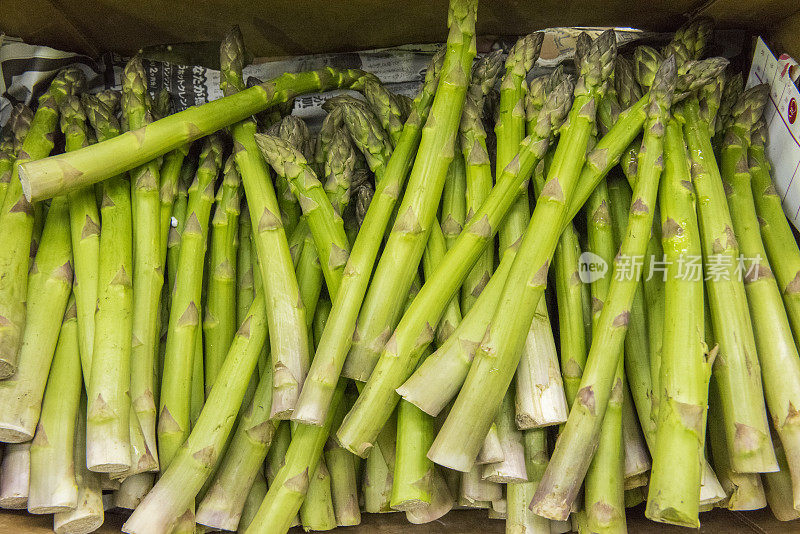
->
[2,1,800,533]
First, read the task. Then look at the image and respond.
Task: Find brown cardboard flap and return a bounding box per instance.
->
[5,0,799,59]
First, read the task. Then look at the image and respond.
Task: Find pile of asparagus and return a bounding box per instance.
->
[1,0,798,532]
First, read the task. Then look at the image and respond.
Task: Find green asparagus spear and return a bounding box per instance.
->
[27,297,81,514]
[645,115,712,527]
[461,51,503,312]
[584,172,627,534]
[0,188,74,443]
[0,67,83,379]
[749,121,800,350]
[220,27,311,419]
[203,156,241,393]
[158,135,224,469]
[721,85,800,505]
[53,394,104,533]
[683,89,777,473]
[121,57,167,471]
[19,64,377,201]
[495,32,544,253]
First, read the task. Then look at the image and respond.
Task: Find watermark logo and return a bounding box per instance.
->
[578,251,608,283]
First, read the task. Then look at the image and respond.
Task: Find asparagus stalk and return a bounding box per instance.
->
[554,222,587,397]
[495,33,544,253]
[266,421,292,485]
[708,375,767,510]
[158,135,224,469]
[340,70,575,457]
[461,462,502,504]
[642,229,665,424]
[364,428,395,513]
[461,51,504,312]
[290,50,444,426]
[0,443,30,509]
[763,430,800,521]
[159,141,191,265]
[27,297,81,514]
[73,94,131,474]
[644,112,713,526]
[325,405,361,526]
[482,389,528,483]
[299,459,337,530]
[582,163,628,534]
[219,29,311,420]
[441,152,467,252]
[53,395,104,534]
[529,54,673,521]
[339,0,477,384]
[424,220,463,345]
[428,30,617,474]
[391,377,439,511]
[721,85,800,506]
[529,108,575,424]
[506,429,551,534]
[291,221,323,330]
[605,177,658,451]
[584,357,626,534]
[203,156,241,393]
[59,95,100,383]
[390,237,454,512]
[238,471,268,532]
[749,122,800,349]
[515,301,568,428]
[85,163,134,474]
[237,205,255,324]
[166,175,190,300]
[682,91,777,473]
[115,473,153,510]
[0,195,74,442]
[120,59,166,469]
[404,466,455,524]
[19,66,376,201]
[92,102,157,483]
[0,67,82,380]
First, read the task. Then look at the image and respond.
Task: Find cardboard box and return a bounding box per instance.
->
[2,1,800,532]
